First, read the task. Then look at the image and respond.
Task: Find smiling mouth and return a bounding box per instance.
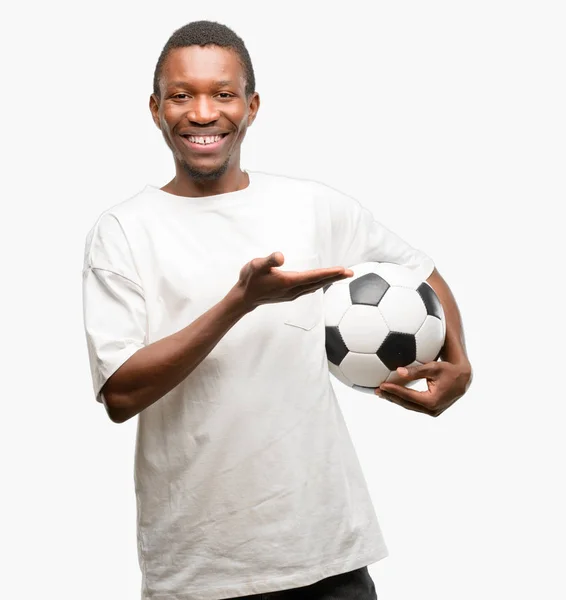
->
[179,132,231,154]
[181,133,229,146]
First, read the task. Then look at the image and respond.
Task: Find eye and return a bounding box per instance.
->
[172,93,190,100]
[217,93,234,99]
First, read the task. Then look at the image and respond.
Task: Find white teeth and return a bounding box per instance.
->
[186,134,223,145]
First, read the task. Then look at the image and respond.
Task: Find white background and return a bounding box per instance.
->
[2,1,565,599]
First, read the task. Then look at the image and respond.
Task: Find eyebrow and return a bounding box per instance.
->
[167,80,235,89]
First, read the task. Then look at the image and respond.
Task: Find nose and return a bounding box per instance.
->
[187,95,220,124]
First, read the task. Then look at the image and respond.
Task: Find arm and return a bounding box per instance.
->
[316,180,435,280]
[427,268,471,369]
[101,286,248,423]
[312,183,472,415]
[378,268,473,417]
[83,213,247,423]
[91,252,351,424]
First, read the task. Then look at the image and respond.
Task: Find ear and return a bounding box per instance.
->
[247,92,260,127]
[149,94,161,130]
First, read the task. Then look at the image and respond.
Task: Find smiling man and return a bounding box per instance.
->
[82,20,472,600]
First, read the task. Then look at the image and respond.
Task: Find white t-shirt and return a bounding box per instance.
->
[82,170,434,600]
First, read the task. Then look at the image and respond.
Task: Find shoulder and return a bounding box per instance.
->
[88,185,155,228]
[83,186,152,270]
[248,170,355,207]
[249,170,326,193]
[84,185,155,239]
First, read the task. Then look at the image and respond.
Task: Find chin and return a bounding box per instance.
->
[181,159,230,181]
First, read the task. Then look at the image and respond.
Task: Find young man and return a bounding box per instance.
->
[82,20,472,600]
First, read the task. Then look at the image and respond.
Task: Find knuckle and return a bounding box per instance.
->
[431,363,442,376]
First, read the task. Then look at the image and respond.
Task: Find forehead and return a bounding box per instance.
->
[160,45,245,88]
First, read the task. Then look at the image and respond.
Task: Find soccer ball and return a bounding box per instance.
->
[323,262,446,393]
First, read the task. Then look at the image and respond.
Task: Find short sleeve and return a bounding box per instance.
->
[82,213,147,404]
[314,181,435,280]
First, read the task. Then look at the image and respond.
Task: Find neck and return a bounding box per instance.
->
[162,161,248,198]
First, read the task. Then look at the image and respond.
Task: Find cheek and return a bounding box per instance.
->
[234,113,250,136]
[231,125,248,148]
[227,103,248,127]
[161,107,181,132]
[159,115,171,135]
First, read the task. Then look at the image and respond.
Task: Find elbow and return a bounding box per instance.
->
[457,358,473,392]
[107,405,131,424]
[101,385,133,424]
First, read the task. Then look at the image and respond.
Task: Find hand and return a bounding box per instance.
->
[236,251,353,311]
[376,361,473,417]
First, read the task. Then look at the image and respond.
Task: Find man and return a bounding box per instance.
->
[82,20,472,600]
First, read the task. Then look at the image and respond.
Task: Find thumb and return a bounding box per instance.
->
[393,362,437,382]
[264,251,284,270]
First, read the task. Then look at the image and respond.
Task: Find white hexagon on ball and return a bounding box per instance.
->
[328,360,354,388]
[340,352,390,388]
[378,287,427,333]
[323,283,353,327]
[339,305,389,353]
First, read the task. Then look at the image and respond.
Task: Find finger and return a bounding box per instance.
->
[378,381,437,409]
[284,266,353,286]
[263,251,284,271]
[251,252,284,274]
[376,389,434,415]
[391,362,439,383]
[289,272,353,297]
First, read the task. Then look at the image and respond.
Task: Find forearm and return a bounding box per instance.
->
[426,268,471,370]
[101,285,250,423]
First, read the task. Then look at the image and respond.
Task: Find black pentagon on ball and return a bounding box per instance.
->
[350,273,390,306]
[417,282,443,319]
[325,325,349,366]
[377,332,417,371]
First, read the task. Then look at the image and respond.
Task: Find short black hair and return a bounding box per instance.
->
[152,20,256,99]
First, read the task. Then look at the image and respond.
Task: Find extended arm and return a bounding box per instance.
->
[94,253,351,423]
[101,287,249,423]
